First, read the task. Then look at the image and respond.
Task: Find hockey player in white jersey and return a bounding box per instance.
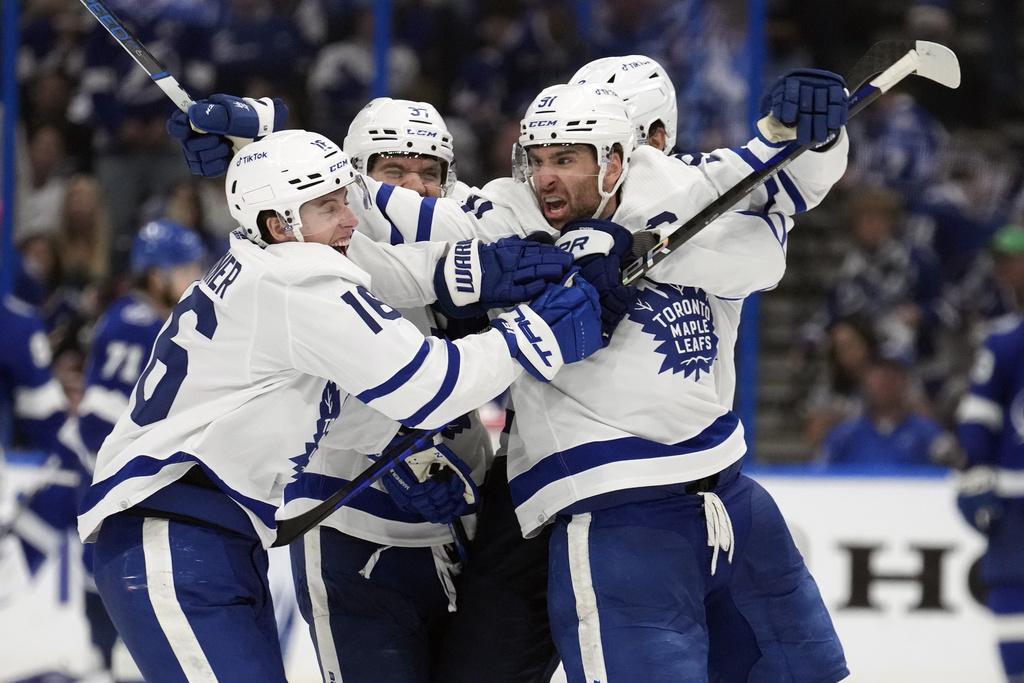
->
[439,57,687,683]
[332,76,852,681]
[166,67,851,680]
[77,129,604,682]
[283,99,499,683]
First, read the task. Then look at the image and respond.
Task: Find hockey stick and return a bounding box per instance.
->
[272,427,443,547]
[620,40,961,285]
[77,0,247,150]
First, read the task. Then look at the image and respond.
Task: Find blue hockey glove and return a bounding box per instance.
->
[491,271,603,381]
[166,95,288,178]
[556,218,637,347]
[167,110,233,178]
[433,235,574,319]
[188,94,288,139]
[956,467,1003,533]
[759,68,848,146]
[377,442,479,524]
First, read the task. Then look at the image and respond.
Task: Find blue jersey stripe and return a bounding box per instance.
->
[79,452,278,530]
[374,183,405,245]
[357,341,430,403]
[508,412,741,506]
[401,341,462,426]
[775,169,807,213]
[734,146,762,171]
[763,177,779,213]
[738,210,786,249]
[416,197,436,242]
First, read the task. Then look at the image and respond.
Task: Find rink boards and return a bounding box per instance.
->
[0,457,1003,682]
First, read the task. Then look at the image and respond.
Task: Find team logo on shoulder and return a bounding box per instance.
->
[290,381,342,477]
[629,283,718,379]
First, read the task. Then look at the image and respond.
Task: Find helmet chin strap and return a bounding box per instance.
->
[592,158,616,219]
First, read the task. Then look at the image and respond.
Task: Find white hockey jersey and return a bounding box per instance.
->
[346,132,845,537]
[282,200,496,547]
[79,232,521,548]
[355,133,848,246]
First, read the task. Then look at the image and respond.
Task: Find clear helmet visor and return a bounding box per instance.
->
[512,142,618,223]
[368,152,455,198]
[283,174,370,244]
[512,142,612,184]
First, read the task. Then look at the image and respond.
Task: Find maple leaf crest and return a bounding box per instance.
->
[627,283,718,379]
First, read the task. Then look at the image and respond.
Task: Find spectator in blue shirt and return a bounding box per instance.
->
[820,344,949,467]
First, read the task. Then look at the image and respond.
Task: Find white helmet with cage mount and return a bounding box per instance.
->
[343,98,457,196]
[570,55,677,153]
[226,129,368,247]
[515,83,635,219]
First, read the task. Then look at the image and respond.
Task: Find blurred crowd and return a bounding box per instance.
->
[5,0,1024,472]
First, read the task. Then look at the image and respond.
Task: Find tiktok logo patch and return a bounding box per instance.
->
[629,283,718,379]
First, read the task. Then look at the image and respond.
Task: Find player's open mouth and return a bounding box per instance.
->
[543,196,567,219]
[331,238,350,256]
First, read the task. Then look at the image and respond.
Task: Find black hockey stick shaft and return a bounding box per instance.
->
[77,0,194,112]
[272,427,442,547]
[78,0,247,149]
[620,40,960,285]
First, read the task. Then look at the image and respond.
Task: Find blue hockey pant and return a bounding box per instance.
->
[547,472,848,683]
[983,500,1024,679]
[290,525,456,683]
[437,455,556,683]
[92,512,285,683]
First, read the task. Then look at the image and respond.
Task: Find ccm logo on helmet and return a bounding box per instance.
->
[235,151,268,165]
[528,120,557,128]
[329,159,349,172]
[405,128,438,138]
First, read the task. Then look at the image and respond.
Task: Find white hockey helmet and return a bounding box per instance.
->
[570,55,677,153]
[515,83,635,219]
[226,129,368,247]
[343,97,457,195]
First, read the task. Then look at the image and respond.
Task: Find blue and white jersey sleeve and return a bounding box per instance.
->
[956,315,1024,474]
[276,249,519,428]
[76,295,164,455]
[80,237,520,548]
[646,210,792,299]
[0,296,66,452]
[668,129,849,216]
[359,175,541,246]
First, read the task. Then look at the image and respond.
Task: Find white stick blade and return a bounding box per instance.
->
[914,41,961,88]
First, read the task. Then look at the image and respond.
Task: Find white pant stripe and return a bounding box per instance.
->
[304,528,343,682]
[994,613,1024,641]
[142,518,217,682]
[567,513,607,683]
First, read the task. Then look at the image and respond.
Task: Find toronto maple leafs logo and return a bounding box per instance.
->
[289,381,342,477]
[628,283,718,379]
